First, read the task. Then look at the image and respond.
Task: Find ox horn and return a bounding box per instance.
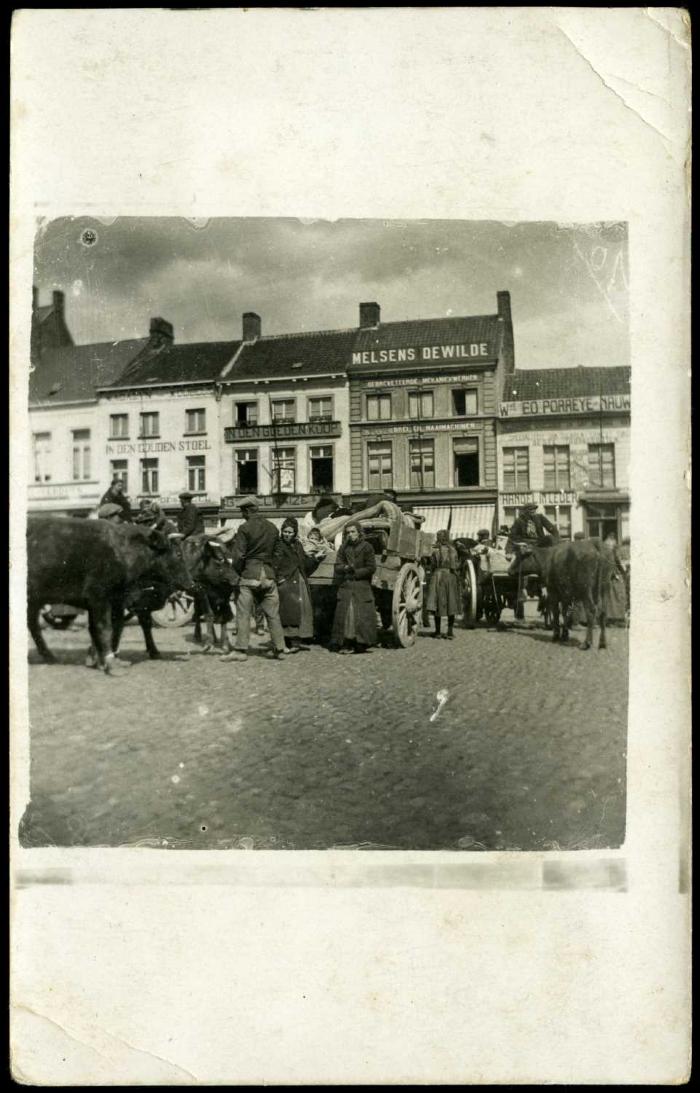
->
[168,532,185,542]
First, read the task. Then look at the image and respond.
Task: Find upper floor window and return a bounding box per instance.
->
[185,408,206,434]
[308,396,333,422]
[139,411,160,438]
[367,441,393,490]
[409,438,435,488]
[452,388,478,416]
[588,443,616,488]
[235,401,258,427]
[32,432,52,483]
[140,458,159,494]
[366,393,392,421]
[543,445,571,490]
[408,390,434,419]
[502,446,529,491]
[109,413,129,439]
[72,428,91,481]
[271,399,296,423]
[272,447,296,492]
[187,455,206,492]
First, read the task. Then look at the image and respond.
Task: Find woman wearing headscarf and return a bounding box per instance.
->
[330,522,378,654]
[601,531,628,626]
[272,517,325,651]
[426,529,461,639]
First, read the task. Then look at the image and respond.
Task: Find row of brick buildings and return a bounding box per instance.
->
[28,288,631,541]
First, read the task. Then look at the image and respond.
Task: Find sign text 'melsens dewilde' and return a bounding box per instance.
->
[352,343,490,366]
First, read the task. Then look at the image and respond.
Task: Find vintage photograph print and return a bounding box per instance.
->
[22,217,630,851]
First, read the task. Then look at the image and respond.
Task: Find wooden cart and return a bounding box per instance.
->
[308,515,435,647]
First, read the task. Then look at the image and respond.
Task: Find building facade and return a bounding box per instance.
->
[346,294,515,537]
[497,367,631,540]
[218,316,353,526]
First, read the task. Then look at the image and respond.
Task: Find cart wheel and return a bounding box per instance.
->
[391,563,422,647]
[462,558,477,629]
[151,592,196,628]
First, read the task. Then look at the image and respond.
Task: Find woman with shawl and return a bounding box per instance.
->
[426,529,461,639]
[330,522,378,654]
[272,517,325,651]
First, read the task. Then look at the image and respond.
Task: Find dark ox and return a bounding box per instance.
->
[511,538,613,650]
[27,517,194,672]
[182,536,240,653]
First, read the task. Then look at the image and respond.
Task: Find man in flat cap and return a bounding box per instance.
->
[220,497,288,662]
[100,477,133,522]
[176,490,204,539]
[507,502,559,605]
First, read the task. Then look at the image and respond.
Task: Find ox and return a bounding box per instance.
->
[510,538,613,650]
[27,517,194,673]
[182,535,241,653]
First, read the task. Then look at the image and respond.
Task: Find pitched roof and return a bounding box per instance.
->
[28,339,149,405]
[106,340,241,389]
[504,367,631,401]
[222,329,357,382]
[349,314,503,371]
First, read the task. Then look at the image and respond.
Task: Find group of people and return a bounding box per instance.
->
[97,478,204,539]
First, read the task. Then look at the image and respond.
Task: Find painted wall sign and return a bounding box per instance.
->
[224,420,341,442]
[501,490,578,506]
[363,373,482,389]
[28,482,101,501]
[360,420,482,435]
[106,439,212,455]
[352,344,491,366]
[221,493,333,510]
[500,393,630,418]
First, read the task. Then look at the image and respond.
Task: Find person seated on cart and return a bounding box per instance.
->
[425,529,461,640]
[357,487,424,529]
[330,522,378,654]
[100,477,133,522]
[507,503,559,602]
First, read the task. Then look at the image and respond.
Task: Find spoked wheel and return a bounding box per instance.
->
[151,592,196,628]
[391,563,423,647]
[462,558,478,630]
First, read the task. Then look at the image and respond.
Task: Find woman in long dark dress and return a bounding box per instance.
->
[272,517,324,651]
[425,529,461,639]
[601,531,628,626]
[330,523,378,654]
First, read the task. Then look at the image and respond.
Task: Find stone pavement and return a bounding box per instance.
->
[20,611,628,851]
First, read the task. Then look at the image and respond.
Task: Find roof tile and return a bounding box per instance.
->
[29,339,149,404]
[504,367,631,401]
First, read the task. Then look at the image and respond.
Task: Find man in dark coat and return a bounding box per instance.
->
[219,497,287,662]
[176,490,205,538]
[330,523,378,653]
[100,478,133,521]
[508,502,558,547]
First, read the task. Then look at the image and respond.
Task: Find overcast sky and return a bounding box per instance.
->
[34,218,629,369]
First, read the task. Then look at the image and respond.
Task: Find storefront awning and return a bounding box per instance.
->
[413,503,495,538]
[579,490,630,504]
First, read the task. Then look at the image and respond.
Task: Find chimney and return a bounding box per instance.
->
[497,290,515,373]
[52,289,65,318]
[149,316,174,348]
[242,312,261,342]
[359,301,381,328]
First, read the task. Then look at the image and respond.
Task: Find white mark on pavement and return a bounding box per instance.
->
[430,689,450,722]
[179,762,185,769]
[171,775,181,785]
[198,705,209,717]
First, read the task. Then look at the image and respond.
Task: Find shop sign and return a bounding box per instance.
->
[106,439,212,455]
[360,420,481,435]
[224,420,341,442]
[366,373,481,389]
[221,493,326,510]
[352,343,491,366]
[501,490,577,506]
[500,393,630,418]
[28,482,101,502]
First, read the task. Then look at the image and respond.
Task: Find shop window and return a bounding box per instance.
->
[453,438,480,487]
[408,390,434,419]
[502,446,529,491]
[409,438,435,489]
[185,408,206,434]
[187,455,206,492]
[310,445,334,491]
[141,458,159,494]
[271,399,296,423]
[544,505,572,540]
[109,413,129,439]
[235,448,258,493]
[139,411,159,438]
[588,443,616,487]
[110,460,128,492]
[308,396,333,422]
[585,503,622,541]
[366,393,392,421]
[452,389,478,416]
[235,402,258,427]
[32,432,52,483]
[543,445,571,490]
[272,447,296,493]
[367,441,393,490]
[72,429,91,481]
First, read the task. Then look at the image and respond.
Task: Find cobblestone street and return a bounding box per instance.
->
[20,611,628,851]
